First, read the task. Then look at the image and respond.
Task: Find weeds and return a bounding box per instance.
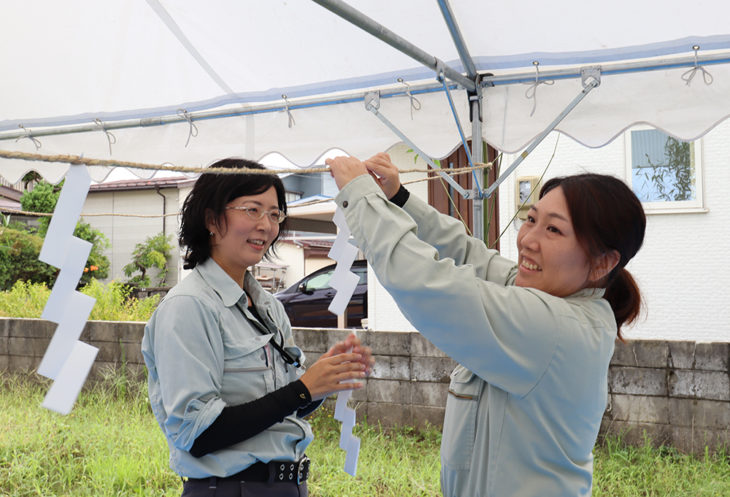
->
[1,371,727,497]
[0,279,160,321]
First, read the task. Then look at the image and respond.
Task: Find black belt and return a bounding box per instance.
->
[189,456,310,485]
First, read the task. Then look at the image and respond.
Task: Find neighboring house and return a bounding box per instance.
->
[0,184,38,228]
[0,184,21,213]
[271,237,336,291]
[82,174,341,291]
[83,176,197,287]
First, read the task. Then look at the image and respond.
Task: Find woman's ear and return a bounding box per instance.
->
[589,249,620,283]
[205,208,218,237]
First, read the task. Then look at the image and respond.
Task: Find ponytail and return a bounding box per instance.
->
[603,268,642,341]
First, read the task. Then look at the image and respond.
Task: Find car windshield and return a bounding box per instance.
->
[304,271,332,291]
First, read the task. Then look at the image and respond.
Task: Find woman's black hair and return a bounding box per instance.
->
[539,174,646,338]
[179,158,287,270]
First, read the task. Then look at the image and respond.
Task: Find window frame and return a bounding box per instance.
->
[624,126,707,214]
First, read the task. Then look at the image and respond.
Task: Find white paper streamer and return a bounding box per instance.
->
[328,206,361,476]
[36,165,98,414]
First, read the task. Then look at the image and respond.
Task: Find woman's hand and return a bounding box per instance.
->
[299,352,366,401]
[299,333,375,401]
[326,156,370,190]
[364,152,401,199]
[322,333,375,374]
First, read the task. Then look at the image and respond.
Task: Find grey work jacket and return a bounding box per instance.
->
[337,175,616,497]
[142,258,311,478]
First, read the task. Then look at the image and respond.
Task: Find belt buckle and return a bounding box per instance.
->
[296,456,310,485]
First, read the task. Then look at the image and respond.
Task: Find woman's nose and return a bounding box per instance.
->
[255,214,273,230]
[519,227,540,250]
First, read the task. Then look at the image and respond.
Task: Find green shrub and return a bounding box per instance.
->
[0,227,57,291]
[123,233,172,288]
[81,279,160,321]
[75,220,111,285]
[0,280,159,321]
[0,280,50,317]
[20,179,111,285]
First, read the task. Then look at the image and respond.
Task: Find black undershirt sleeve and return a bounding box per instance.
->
[189,379,314,458]
[389,184,410,207]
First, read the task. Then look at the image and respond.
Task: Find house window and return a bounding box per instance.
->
[625,128,704,213]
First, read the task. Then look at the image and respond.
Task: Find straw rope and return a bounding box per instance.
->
[0,148,492,218]
[0,148,491,177]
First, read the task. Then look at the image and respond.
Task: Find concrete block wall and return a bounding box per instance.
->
[0,317,147,382]
[2,318,727,453]
[603,340,729,454]
[295,329,456,428]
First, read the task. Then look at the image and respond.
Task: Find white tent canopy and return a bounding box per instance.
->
[1,0,730,184]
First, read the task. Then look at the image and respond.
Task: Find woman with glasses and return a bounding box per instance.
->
[142,158,373,497]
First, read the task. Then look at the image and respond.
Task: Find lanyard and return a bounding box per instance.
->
[240,303,301,368]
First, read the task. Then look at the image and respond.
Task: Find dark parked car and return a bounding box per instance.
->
[275,260,367,328]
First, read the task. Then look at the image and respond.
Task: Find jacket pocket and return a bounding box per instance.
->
[441,365,482,470]
[221,335,272,404]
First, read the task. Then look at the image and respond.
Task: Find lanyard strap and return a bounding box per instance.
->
[242,303,301,368]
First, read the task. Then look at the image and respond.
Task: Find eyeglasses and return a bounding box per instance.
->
[226,205,287,224]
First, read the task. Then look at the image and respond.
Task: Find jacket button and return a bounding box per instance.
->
[342,201,349,208]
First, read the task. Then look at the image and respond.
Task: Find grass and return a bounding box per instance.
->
[0,280,159,321]
[1,371,727,497]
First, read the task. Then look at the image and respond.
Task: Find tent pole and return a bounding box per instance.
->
[470,94,484,241]
[311,0,475,92]
[0,82,447,142]
[435,0,484,240]
[437,0,477,80]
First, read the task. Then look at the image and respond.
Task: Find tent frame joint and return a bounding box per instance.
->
[581,66,602,88]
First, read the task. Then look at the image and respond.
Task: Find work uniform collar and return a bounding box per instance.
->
[569,287,606,299]
[196,257,245,308]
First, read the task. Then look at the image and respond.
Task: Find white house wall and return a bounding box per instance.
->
[270,243,304,291]
[496,122,730,342]
[82,187,182,287]
[366,144,428,332]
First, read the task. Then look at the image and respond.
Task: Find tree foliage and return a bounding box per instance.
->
[0,228,57,291]
[643,136,694,202]
[123,233,173,288]
[18,179,111,285]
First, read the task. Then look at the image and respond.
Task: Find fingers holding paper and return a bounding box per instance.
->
[300,351,368,401]
[364,152,401,199]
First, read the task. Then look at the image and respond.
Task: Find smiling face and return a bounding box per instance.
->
[514,186,594,297]
[207,186,280,286]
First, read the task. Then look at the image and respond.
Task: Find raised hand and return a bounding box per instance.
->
[326,156,369,190]
[364,152,401,199]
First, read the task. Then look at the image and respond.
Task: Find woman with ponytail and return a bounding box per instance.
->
[327,154,646,497]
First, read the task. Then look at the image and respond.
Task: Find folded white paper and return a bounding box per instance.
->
[36,165,97,415]
[42,341,98,415]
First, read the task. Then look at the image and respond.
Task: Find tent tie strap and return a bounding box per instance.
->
[94,118,117,155]
[177,109,199,147]
[282,95,296,128]
[682,45,714,86]
[397,77,422,120]
[15,124,42,150]
[524,61,555,117]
